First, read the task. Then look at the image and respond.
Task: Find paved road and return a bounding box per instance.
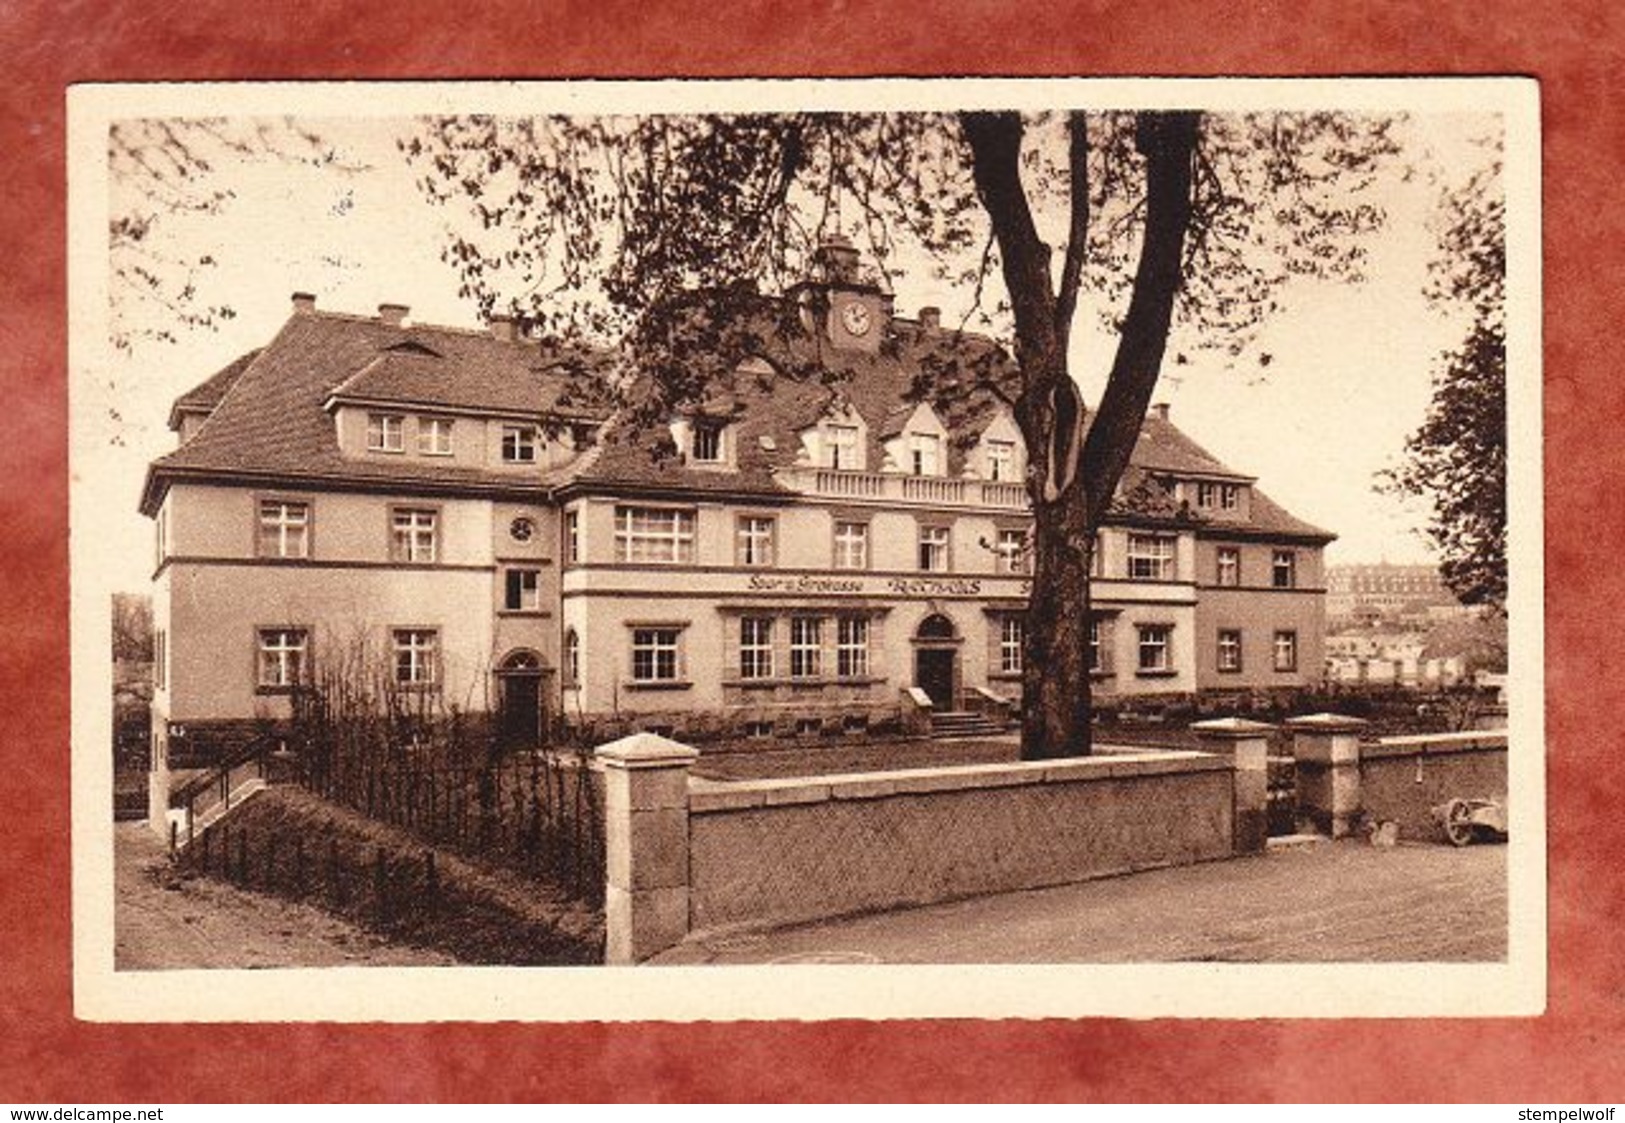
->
[651,839,1508,965]
[115,822,454,970]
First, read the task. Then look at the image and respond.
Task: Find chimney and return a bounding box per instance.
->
[1151,402,1171,421]
[488,313,515,343]
[813,235,861,284]
[291,291,316,315]
[918,306,941,334]
[378,303,409,328]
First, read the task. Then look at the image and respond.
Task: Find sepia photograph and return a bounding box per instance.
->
[67,78,1542,1021]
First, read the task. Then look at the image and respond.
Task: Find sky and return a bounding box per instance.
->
[81,107,1500,593]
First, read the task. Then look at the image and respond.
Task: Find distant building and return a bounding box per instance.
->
[1326,562,1465,629]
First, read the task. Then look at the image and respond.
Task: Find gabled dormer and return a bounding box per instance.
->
[971,406,1027,483]
[797,402,869,471]
[669,414,737,471]
[880,402,949,477]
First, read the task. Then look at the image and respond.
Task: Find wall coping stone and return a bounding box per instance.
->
[1364,730,1509,760]
[687,750,1229,814]
[595,731,701,770]
[1285,713,1369,733]
[1190,717,1277,738]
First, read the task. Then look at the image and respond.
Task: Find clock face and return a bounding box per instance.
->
[509,516,535,542]
[840,300,873,337]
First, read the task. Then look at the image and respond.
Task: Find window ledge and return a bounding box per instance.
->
[1089,669,1116,680]
[497,609,552,618]
[988,671,1023,682]
[254,685,302,696]
[1135,669,1179,679]
[625,680,693,691]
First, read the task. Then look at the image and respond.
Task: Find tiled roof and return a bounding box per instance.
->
[142,311,598,513]
[146,302,1333,544]
[167,348,259,427]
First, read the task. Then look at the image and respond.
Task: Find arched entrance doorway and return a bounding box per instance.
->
[913,613,960,710]
[495,649,549,746]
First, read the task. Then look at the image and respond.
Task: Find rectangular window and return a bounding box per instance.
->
[1127,534,1176,581]
[614,506,695,563]
[1220,483,1239,510]
[1274,630,1299,672]
[418,417,454,456]
[564,510,580,563]
[501,424,538,463]
[155,506,168,568]
[837,617,869,678]
[790,617,822,678]
[1218,629,1243,673]
[258,628,309,689]
[918,525,950,572]
[631,628,681,683]
[691,422,723,463]
[996,528,1027,574]
[1087,617,1107,673]
[563,629,580,688]
[908,432,941,477]
[366,413,405,453]
[392,628,438,686]
[1273,550,1297,589]
[999,616,1024,675]
[736,516,776,567]
[1197,481,1216,508]
[986,440,1015,481]
[1137,624,1172,673]
[825,424,859,469]
[739,617,774,679]
[391,508,438,563]
[153,629,167,690]
[1216,546,1240,587]
[258,500,310,559]
[833,521,869,570]
[503,568,541,612]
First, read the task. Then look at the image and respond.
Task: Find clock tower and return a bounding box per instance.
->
[805,235,889,354]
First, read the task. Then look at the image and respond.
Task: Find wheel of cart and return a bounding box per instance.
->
[1442,798,1476,847]
[1433,796,1508,847]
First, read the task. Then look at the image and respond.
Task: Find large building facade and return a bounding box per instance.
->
[142,254,1333,769]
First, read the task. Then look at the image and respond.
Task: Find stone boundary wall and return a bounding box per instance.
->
[684,752,1236,935]
[1359,731,1509,842]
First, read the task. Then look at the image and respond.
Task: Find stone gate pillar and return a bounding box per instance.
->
[1285,713,1368,839]
[1192,717,1275,854]
[596,732,698,965]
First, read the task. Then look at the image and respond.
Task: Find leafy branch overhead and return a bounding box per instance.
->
[402,108,1401,758]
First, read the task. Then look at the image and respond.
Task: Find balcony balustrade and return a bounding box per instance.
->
[777,466,1030,510]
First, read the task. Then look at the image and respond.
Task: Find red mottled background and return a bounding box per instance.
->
[2,0,1619,1102]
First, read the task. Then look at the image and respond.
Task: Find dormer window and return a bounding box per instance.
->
[986,440,1015,481]
[908,432,941,477]
[502,425,538,463]
[1196,481,1240,510]
[825,424,860,470]
[691,422,724,464]
[418,418,454,457]
[366,413,405,453]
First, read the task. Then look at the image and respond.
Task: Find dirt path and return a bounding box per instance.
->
[115,822,456,970]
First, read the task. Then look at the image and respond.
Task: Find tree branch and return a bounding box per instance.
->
[1054,111,1091,344]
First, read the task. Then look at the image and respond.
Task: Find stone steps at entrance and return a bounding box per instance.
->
[929,710,1011,739]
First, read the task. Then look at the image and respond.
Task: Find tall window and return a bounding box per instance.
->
[1087,617,1107,673]
[564,509,580,563]
[391,508,438,563]
[153,629,167,690]
[1216,546,1240,587]
[985,439,1015,481]
[563,628,580,688]
[1218,629,1243,673]
[258,500,310,559]
[999,616,1024,675]
[366,413,405,453]
[257,628,308,689]
[918,525,950,572]
[155,506,168,568]
[418,417,454,456]
[501,424,538,463]
[739,617,774,679]
[837,617,869,677]
[995,528,1027,574]
[631,628,681,683]
[392,629,438,686]
[908,432,941,476]
[1273,550,1297,589]
[736,516,776,567]
[1196,481,1238,509]
[790,617,822,677]
[1137,624,1172,673]
[824,424,859,469]
[1220,483,1239,510]
[614,506,695,563]
[503,568,541,611]
[691,422,723,463]
[1274,630,1298,672]
[833,521,869,569]
[1127,534,1176,581]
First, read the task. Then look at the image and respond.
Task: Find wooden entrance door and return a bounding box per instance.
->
[916,648,956,709]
